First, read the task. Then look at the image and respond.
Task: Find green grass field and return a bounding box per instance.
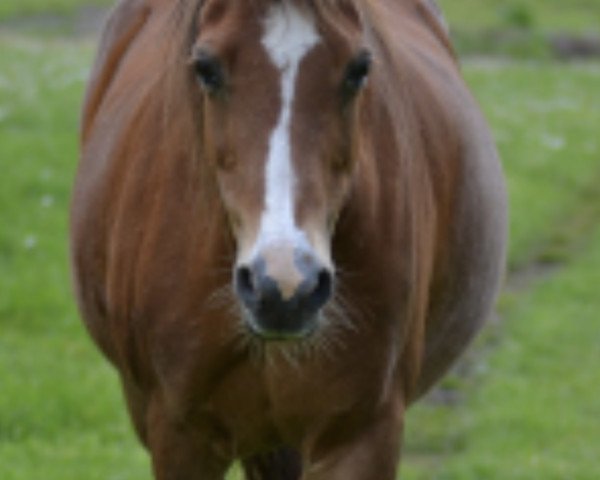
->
[438,0,600,33]
[0,0,112,21]
[1,1,599,479]
[0,37,151,479]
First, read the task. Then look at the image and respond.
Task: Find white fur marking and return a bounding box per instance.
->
[251,3,320,256]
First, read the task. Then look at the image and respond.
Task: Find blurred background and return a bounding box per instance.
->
[0,1,598,478]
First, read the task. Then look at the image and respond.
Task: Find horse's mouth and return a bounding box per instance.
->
[241,305,322,342]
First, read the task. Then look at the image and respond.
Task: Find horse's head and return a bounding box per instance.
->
[191,0,370,340]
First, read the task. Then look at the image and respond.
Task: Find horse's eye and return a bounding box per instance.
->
[342,50,372,99]
[193,53,225,95]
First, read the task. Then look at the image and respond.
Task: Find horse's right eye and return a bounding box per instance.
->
[193,53,225,95]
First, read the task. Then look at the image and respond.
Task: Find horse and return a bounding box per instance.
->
[70,0,507,478]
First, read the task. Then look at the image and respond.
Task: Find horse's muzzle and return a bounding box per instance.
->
[234,253,333,340]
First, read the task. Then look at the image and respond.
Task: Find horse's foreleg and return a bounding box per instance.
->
[242,448,302,480]
[146,397,231,480]
[302,404,403,480]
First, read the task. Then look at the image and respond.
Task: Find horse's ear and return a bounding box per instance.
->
[413,0,455,58]
[423,0,449,32]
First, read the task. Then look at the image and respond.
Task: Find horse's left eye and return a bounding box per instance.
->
[193,53,225,95]
[342,50,372,99]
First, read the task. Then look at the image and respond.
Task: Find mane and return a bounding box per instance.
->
[341,0,457,397]
[149,0,215,214]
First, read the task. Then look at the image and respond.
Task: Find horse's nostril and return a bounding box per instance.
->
[235,265,257,305]
[307,268,333,312]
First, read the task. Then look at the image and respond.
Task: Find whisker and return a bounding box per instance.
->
[204,282,236,311]
[201,277,366,373]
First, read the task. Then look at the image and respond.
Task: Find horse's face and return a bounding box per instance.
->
[192,1,370,339]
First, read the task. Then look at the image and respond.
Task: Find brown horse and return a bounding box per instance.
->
[71,0,507,478]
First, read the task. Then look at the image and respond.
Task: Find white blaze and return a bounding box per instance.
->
[249,2,320,258]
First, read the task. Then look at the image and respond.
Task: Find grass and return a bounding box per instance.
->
[1,2,600,479]
[436,0,600,58]
[0,37,151,479]
[0,0,112,21]
[441,232,600,479]
[438,0,600,34]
